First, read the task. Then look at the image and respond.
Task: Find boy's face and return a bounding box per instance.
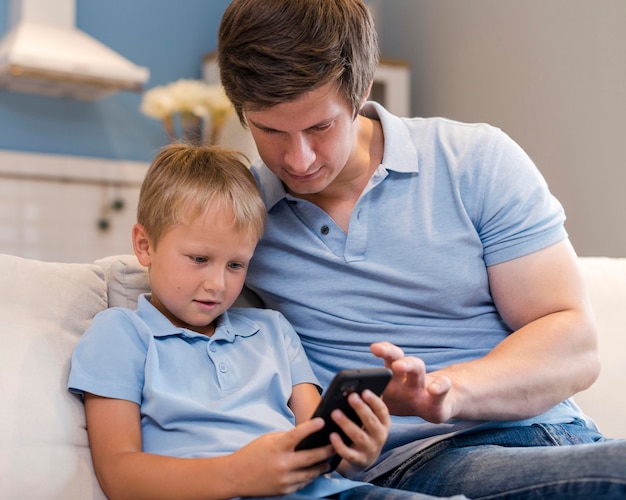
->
[244,81,362,197]
[134,205,257,336]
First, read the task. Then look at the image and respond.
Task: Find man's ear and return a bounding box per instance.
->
[355,81,373,119]
[132,223,152,267]
[363,81,373,103]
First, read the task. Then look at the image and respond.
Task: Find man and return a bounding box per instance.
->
[218,0,626,498]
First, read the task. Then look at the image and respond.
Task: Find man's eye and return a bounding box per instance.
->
[314,123,332,131]
[260,127,280,135]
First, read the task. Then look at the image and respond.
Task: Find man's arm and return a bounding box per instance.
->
[372,239,600,422]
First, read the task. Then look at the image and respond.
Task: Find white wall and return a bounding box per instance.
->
[375,0,626,257]
[0,150,146,263]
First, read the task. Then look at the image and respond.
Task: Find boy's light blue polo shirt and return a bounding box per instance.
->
[246,102,594,480]
[68,295,374,497]
[69,295,317,457]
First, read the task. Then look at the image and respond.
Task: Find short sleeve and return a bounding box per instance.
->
[278,311,321,391]
[466,129,567,265]
[68,308,149,404]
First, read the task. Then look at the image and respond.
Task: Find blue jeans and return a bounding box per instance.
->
[254,484,466,499]
[371,419,626,499]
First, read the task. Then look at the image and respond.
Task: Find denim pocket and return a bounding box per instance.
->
[531,418,606,445]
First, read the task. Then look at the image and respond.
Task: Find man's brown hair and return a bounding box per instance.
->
[218,0,379,123]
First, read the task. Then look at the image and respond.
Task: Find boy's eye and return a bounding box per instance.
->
[228,262,245,270]
[190,256,207,264]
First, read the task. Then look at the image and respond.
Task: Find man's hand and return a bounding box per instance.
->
[370,341,455,423]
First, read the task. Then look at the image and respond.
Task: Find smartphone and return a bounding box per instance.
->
[295,368,392,470]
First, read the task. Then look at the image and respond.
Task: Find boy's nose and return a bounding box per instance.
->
[203,269,226,292]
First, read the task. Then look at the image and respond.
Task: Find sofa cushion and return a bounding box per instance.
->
[95,254,150,309]
[0,254,107,499]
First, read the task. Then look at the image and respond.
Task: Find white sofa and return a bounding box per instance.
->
[0,253,624,499]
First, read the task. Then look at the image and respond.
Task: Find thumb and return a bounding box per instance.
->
[288,417,326,449]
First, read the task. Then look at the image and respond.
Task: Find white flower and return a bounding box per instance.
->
[166,79,213,117]
[201,85,232,114]
[140,79,235,145]
[140,85,176,120]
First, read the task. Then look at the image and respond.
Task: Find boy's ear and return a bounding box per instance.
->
[132,223,152,267]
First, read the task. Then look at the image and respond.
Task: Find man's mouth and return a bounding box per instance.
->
[285,166,321,182]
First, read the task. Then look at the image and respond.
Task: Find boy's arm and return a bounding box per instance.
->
[84,393,330,500]
[288,382,322,423]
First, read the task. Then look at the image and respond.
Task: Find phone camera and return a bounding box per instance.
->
[340,380,359,396]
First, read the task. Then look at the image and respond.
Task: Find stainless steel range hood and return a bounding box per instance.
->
[0,0,150,100]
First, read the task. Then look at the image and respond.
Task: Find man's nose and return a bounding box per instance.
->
[284,134,315,173]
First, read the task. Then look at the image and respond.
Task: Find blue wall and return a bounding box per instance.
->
[0,0,231,162]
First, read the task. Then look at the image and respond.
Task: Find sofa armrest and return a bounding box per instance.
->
[574,257,626,438]
[0,254,108,499]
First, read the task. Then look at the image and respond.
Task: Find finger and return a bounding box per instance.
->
[328,430,356,458]
[330,404,361,441]
[289,461,334,494]
[392,356,426,388]
[296,444,336,469]
[287,417,326,448]
[370,341,404,364]
[427,375,452,400]
[360,389,391,427]
[291,420,338,457]
[331,393,382,446]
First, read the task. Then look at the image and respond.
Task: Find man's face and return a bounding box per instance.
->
[245,82,361,197]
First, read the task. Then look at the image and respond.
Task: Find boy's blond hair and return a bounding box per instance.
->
[137,144,265,246]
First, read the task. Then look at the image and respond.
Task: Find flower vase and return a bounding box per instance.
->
[179,112,203,146]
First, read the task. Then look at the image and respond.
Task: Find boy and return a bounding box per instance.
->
[68,144,459,500]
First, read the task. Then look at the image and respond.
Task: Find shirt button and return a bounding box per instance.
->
[218,362,228,373]
[209,344,217,352]
[321,225,329,235]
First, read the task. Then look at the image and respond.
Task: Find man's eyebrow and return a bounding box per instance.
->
[247,118,275,131]
[248,117,335,133]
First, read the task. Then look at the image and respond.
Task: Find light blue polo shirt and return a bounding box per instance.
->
[68,295,371,497]
[69,295,318,456]
[246,102,593,480]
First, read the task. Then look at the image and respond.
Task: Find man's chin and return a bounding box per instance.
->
[283,179,327,197]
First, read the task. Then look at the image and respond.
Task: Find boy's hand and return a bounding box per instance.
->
[331,389,391,477]
[229,418,333,497]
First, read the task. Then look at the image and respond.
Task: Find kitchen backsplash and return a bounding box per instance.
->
[0,150,148,263]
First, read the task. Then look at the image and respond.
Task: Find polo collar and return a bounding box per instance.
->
[135,294,259,341]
